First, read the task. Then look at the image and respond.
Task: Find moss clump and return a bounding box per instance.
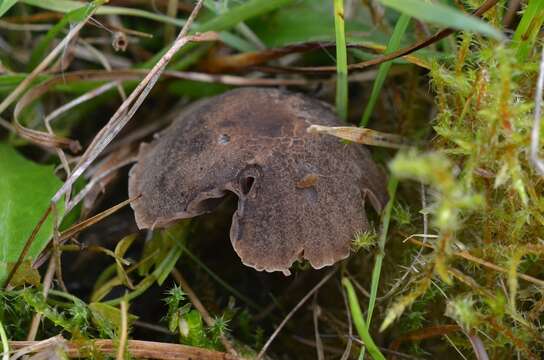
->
[380,34,544,359]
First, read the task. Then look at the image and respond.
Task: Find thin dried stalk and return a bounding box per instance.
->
[2,204,52,289]
[171,269,239,358]
[67,152,137,214]
[312,293,324,360]
[409,238,544,287]
[257,270,336,360]
[201,41,429,73]
[59,197,134,242]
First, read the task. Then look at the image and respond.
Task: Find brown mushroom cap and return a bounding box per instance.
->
[129,88,387,275]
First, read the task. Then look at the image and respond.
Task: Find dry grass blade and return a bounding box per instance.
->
[4,0,209,289]
[307,124,410,148]
[12,66,366,153]
[51,0,210,204]
[9,339,236,360]
[12,72,136,153]
[11,67,311,151]
[0,3,98,115]
[59,197,135,242]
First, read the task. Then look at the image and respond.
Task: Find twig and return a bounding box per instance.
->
[10,336,66,360]
[530,45,544,175]
[503,0,521,28]
[171,269,239,358]
[9,339,235,360]
[256,269,337,360]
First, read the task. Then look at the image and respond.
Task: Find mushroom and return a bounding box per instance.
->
[129,88,387,275]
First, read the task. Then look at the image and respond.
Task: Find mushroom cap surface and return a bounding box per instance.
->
[129,88,387,274]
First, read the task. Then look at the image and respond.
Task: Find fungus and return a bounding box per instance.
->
[129,88,387,275]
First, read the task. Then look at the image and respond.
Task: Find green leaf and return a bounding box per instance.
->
[0,143,64,284]
[376,0,504,40]
[0,0,17,17]
[250,0,375,47]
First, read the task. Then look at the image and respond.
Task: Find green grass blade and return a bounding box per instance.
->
[367,177,398,323]
[359,176,398,359]
[377,0,504,40]
[512,0,544,61]
[342,277,386,360]
[360,14,410,127]
[0,318,8,359]
[0,0,17,17]
[27,3,93,69]
[334,0,348,121]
